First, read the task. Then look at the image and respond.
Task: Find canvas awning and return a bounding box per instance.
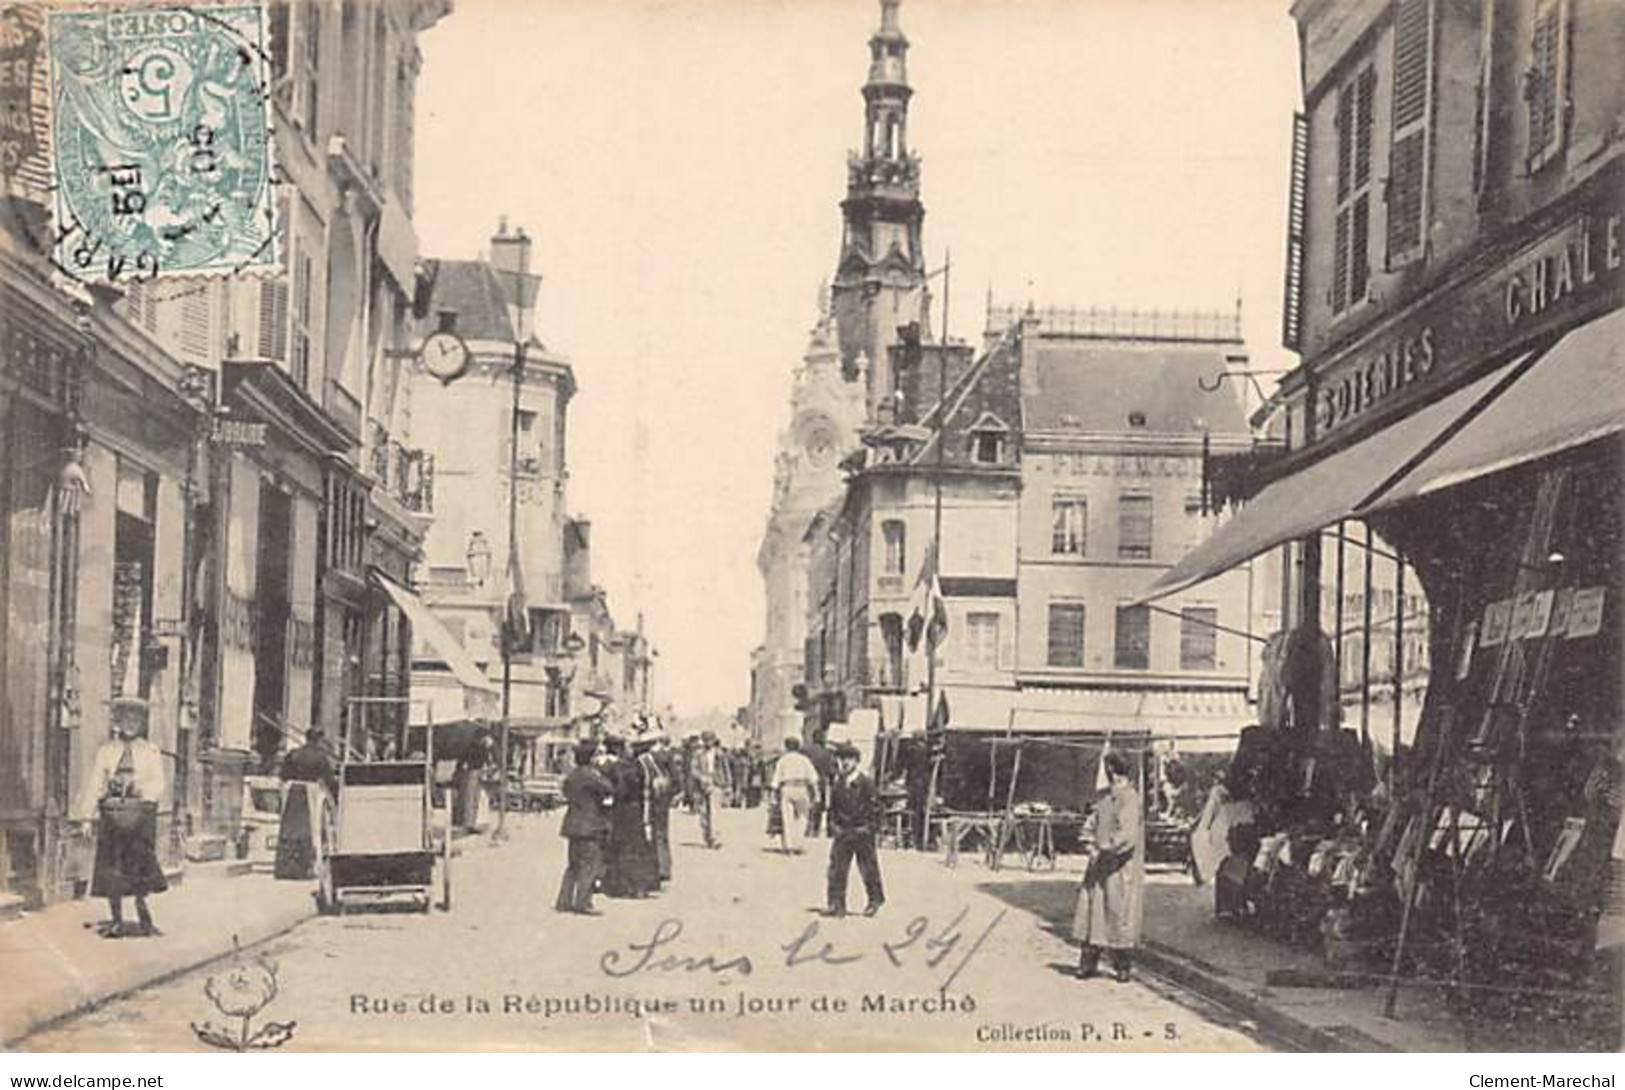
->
[373,570,497,694]
[1367,308,1624,509]
[1138,351,1535,603]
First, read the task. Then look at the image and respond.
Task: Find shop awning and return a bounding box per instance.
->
[372,571,497,694]
[1138,352,1533,603]
[1366,309,1624,509]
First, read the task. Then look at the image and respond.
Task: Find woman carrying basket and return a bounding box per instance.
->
[73,698,168,939]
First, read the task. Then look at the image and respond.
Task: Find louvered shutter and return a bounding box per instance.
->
[1047,604,1085,668]
[1335,84,1353,202]
[257,278,289,360]
[1281,111,1308,351]
[1353,66,1375,190]
[1350,194,1371,303]
[178,288,211,360]
[1387,0,1433,264]
[1333,207,1351,314]
[1526,0,1567,170]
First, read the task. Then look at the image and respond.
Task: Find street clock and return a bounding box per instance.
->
[420,329,472,384]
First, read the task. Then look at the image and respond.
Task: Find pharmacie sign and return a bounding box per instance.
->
[1311,186,1622,441]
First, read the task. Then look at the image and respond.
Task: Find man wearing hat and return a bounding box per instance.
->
[693,731,729,850]
[824,743,885,917]
[557,739,615,914]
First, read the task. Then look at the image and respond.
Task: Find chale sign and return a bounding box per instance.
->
[1313,187,1624,440]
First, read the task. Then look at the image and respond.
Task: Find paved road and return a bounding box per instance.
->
[20,806,1267,1052]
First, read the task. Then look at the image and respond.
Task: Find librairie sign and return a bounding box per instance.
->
[213,414,267,447]
[1312,180,1623,441]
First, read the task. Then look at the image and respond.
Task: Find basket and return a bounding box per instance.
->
[100,797,157,832]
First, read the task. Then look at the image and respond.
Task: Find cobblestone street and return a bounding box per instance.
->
[19,808,1265,1052]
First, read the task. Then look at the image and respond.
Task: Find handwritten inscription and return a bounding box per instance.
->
[598,908,1005,993]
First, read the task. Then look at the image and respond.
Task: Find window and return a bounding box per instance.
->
[882,520,906,575]
[1179,607,1218,670]
[1047,603,1086,668]
[1332,64,1375,313]
[879,613,905,688]
[1526,0,1569,172]
[965,612,1000,670]
[1114,605,1150,670]
[1051,496,1087,556]
[973,432,1001,464]
[178,287,211,360]
[298,2,320,135]
[1118,493,1153,560]
[1387,0,1434,266]
[292,250,312,390]
[514,410,542,475]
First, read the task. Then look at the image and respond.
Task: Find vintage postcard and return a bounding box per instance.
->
[0,0,1621,1058]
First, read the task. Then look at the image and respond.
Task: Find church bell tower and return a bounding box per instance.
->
[831,0,929,422]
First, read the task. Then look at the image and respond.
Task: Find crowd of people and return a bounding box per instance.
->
[555,727,889,919]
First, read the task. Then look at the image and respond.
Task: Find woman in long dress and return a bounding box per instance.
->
[1073,749,1144,981]
[73,700,168,938]
[603,740,659,897]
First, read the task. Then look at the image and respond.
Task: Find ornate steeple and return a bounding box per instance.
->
[831,0,928,422]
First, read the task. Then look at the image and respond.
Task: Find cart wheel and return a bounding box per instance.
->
[316,861,337,915]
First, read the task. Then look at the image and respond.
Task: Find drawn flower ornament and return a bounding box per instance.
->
[191,938,298,1051]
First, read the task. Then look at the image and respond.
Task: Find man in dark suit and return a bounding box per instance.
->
[825,743,885,918]
[556,740,615,914]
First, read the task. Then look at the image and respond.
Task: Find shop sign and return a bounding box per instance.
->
[0,6,42,173]
[213,414,267,447]
[1311,175,1623,442]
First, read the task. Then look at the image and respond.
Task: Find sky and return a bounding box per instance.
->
[412,0,1303,718]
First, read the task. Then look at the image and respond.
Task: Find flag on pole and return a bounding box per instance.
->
[906,540,949,654]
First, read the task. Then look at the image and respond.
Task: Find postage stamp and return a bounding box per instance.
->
[46,3,276,283]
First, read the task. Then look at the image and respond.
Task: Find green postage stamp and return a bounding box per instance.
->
[47,4,276,282]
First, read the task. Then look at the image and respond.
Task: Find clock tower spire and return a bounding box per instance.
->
[832,0,928,421]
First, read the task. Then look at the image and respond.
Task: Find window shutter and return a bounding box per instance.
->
[1333,206,1351,313]
[178,288,211,359]
[257,278,289,360]
[1281,111,1308,351]
[1526,0,1568,171]
[1387,0,1433,265]
[1353,66,1375,190]
[1047,604,1085,668]
[1350,194,1371,303]
[1335,84,1353,202]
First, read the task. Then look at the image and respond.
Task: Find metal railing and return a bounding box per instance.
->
[987,303,1243,343]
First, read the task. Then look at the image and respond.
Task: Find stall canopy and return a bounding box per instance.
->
[372,570,498,717]
[1366,308,1624,510]
[1138,350,1535,603]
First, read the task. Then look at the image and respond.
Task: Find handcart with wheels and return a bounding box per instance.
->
[317,697,452,914]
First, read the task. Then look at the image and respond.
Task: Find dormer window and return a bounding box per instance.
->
[966,411,1009,465]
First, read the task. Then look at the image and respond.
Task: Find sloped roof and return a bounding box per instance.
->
[421,258,516,342]
[1023,338,1250,437]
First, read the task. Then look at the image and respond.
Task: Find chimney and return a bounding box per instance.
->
[489,215,537,339]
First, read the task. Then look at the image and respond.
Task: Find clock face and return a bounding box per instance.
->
[806,430,836,468]
[421,330,471,383]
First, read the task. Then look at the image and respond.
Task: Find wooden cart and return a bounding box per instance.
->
[317,698,452,914]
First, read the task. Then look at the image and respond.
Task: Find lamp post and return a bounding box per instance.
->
[496,335,524,842]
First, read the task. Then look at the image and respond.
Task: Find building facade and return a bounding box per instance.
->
[749,293,864,751]
[1149,0,1623,1019]
[409,223,575,729]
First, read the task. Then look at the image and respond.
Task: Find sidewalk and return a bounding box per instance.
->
[0,862,317,1046]
[960,860,1617,1052]
[1,830,502,1046]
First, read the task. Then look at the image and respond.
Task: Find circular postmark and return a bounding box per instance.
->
[12,3,279,285]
